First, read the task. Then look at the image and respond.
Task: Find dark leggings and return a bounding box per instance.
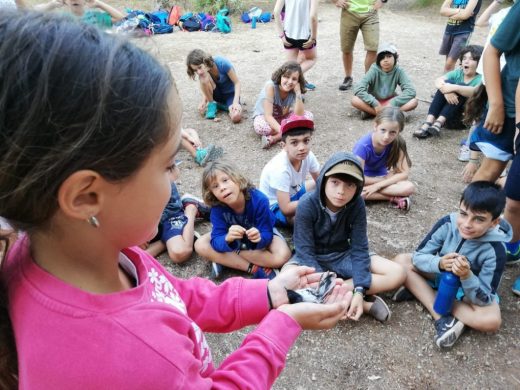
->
[428,89,467,129]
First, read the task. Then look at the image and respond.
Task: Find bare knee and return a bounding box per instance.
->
[393,253,414,271]
[194,235,212,258]
[472,314,502,333]
[403,181,416,196]
[167,246,192,264]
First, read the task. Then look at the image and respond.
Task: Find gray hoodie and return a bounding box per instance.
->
[413,213,513,306]
[291,151,372,289]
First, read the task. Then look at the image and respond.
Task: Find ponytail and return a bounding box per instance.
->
[0,230,18,389]
[387,134,412,172]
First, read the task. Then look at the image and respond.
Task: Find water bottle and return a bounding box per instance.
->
[433,272,461,315]
[251,16,257,29]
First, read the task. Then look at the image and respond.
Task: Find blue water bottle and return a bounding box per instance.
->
[251,16,257,29]
[433,272,461,315]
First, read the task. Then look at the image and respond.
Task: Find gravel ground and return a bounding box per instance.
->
[127,1,520,388]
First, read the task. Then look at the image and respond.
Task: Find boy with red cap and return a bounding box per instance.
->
[259,114,320,226]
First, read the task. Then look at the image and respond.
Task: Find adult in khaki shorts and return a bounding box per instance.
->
[336,0,386,91]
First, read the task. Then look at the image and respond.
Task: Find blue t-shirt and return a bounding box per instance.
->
[491,1,520,118]
[444,0,482,35]
[213,56,235,95]
[209,188,275,253]
[352,133,391,177]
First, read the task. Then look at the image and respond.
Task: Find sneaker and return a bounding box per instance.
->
[391,286,415,302]
[360,110,372,120]
[365,295,391,322]
[181,194,211,220]
[194,145,213,167]
[251,266,279,280]
[512,276,520,296]
[305,82,316,90]
[216,102,229,112]
[506,245,520,265]
[434,315,465,348]
[207,145,224,162]
[205,101,217,119]
[211,262,224,279]
[339,76,353,91]
[458,141,470,162]
[390,196,411,211]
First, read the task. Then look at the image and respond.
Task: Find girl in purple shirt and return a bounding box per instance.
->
[353,107,416,210]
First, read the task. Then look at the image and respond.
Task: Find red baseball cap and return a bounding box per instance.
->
[280,114,314,135]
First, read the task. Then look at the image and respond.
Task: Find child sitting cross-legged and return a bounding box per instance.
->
[353,106,416,211]
[285,151,406,322]
[393,181,512,348]
[352,43,418,120]
[195,160,292,279]
[414,45,483,139]
[259,114,320,227]
[181,127,223,167]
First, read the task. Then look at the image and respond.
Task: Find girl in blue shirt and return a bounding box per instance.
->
[353,107,415,210]
[195,161,291,279]
[186,49,242,123]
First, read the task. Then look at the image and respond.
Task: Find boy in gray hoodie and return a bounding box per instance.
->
[352,43,418,120]
[394,181,512,349]
[288,151,406,322]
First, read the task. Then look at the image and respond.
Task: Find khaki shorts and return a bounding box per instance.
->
[340,9,379,53]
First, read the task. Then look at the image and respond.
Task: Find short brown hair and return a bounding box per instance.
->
[186,49,215,80]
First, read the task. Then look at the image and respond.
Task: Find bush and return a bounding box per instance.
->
[192,0,244,14]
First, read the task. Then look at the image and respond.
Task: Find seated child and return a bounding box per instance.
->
[145,167,210,264]
[253,61,313,149]
[438,0,482,72]
[287,151,406,322]
[353,107,416,210]
[195,161,292,279]
[181,127,223,167]
[414,45,483,139]
[186,49,242,123]
[393,181,512,348]
[352,43,418,120]
[35,0,125,28]
[259,114,320,227]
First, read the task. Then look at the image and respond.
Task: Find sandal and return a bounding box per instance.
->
[413,122,432,139]
[427,121,442,137]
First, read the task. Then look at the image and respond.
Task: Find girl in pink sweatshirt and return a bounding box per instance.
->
[0,12,351,389]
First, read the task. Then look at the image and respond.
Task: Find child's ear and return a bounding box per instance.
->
[57,170,104,222]
[490,217,501,228]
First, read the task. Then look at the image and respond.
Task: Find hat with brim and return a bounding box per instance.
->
[324,161,364,182]
[281,114,314,135]
[377,42,397,56]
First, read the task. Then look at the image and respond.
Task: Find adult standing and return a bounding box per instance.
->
[336,0,387,91]
[274,0,319,89]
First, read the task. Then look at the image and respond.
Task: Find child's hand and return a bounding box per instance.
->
[198,101,207,116]
[302,38,315,49]
[277,286,351,330]
[444,92,459,105]
[439,252,458,271]
[225,225,246,243]
[335,0,349,9]
[346,292,364,320]
[361,183,381,198]
[461,161,478,183]
[230,103,242,115]
[245,227,261,243]
[268,265,317,307]
[452,255,471,280]
[182,128,201,148]
[484,104,505,134]
[281,36,292,47]
[439,84,455,94]
[294,82,301,94]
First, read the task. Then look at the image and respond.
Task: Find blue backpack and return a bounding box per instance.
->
[215,8,231,33]
[179,12,201,32]
[149,10,174,34]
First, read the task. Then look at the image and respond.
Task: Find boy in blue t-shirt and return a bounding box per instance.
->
[439,0,482,72]
[394,182,512,348]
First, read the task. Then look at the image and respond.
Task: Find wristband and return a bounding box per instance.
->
[354,286,366,297]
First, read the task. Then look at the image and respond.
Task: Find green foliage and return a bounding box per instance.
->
[415,0,444,6]
[192,0,245,14]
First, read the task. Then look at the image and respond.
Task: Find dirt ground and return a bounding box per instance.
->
[131,2,520,388]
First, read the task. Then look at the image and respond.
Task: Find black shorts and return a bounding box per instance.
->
[505,123,520,201]
[284,36,316,51]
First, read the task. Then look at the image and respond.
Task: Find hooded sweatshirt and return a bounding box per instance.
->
[413,213,513,306]
[353,62,416,108]
[291,151,372,289]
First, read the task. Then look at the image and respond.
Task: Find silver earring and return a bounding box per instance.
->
[87,215,100,228]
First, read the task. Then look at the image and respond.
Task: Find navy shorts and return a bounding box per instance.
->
[469,111,516,162]
[505,123,520,201]
[213,86,235,107]
[270,186,306,227]
[283,36,316,51]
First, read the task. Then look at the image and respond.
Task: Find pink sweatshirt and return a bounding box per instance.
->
[3,236,302,389]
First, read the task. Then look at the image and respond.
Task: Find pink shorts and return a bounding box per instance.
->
[253,110,314,136]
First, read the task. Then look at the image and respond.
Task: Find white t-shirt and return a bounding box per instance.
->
[0,0,17,9]
[283,0,311,40]
[259,150,320,205]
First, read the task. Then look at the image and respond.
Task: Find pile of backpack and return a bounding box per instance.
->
[240,6,272,24]
[114,5,232,36]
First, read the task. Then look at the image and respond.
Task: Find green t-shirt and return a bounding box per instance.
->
[81,10,112,28]
[444,68,482,87]
[348,0,376,13]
